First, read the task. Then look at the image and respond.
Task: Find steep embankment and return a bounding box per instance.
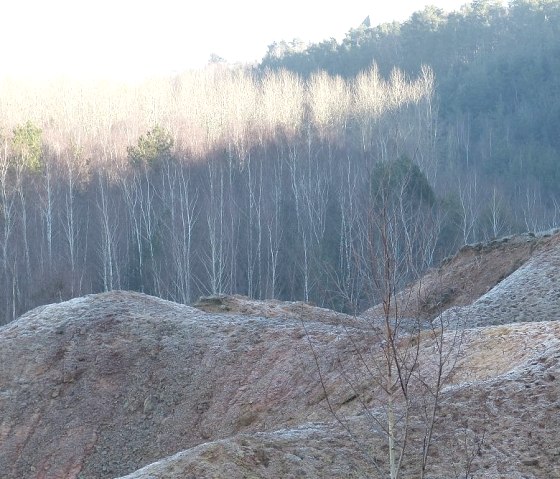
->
[1,231,560,478]
[364,229,560,324]
[442,232,560,327]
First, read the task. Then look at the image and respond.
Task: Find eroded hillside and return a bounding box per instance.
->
[364,229,560,324]
[1,231,560,478]
[0,291,373,478]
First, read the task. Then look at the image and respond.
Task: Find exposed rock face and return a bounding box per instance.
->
[1,231,560,478]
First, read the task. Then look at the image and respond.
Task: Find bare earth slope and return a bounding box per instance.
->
[1,231,560,478]
[0,291,368,478]
[118,320,560,479]
[363,229,560,324]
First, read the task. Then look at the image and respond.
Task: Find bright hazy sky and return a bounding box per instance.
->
[1,0,472,80]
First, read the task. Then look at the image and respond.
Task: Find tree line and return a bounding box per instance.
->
[260,0,560,239]
[0,66,442,323]
[2,1,559,323]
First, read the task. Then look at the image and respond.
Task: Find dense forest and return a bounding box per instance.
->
[0,0,558,323]
[262,0,560,211]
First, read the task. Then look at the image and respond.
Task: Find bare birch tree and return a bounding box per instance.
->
[328,160,461,478]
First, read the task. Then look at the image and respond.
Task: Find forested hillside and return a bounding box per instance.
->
[0,0,558,323]
[0,67,437,322]
[261,0,560,229]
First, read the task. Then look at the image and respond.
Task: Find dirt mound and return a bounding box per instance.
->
[116,423,378,479]
[364,230,560,325]
[2,231,560,478]
[438,320,560,479]
[0,291,372,479]
[194,294,369,328]
[117,320,560,479]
